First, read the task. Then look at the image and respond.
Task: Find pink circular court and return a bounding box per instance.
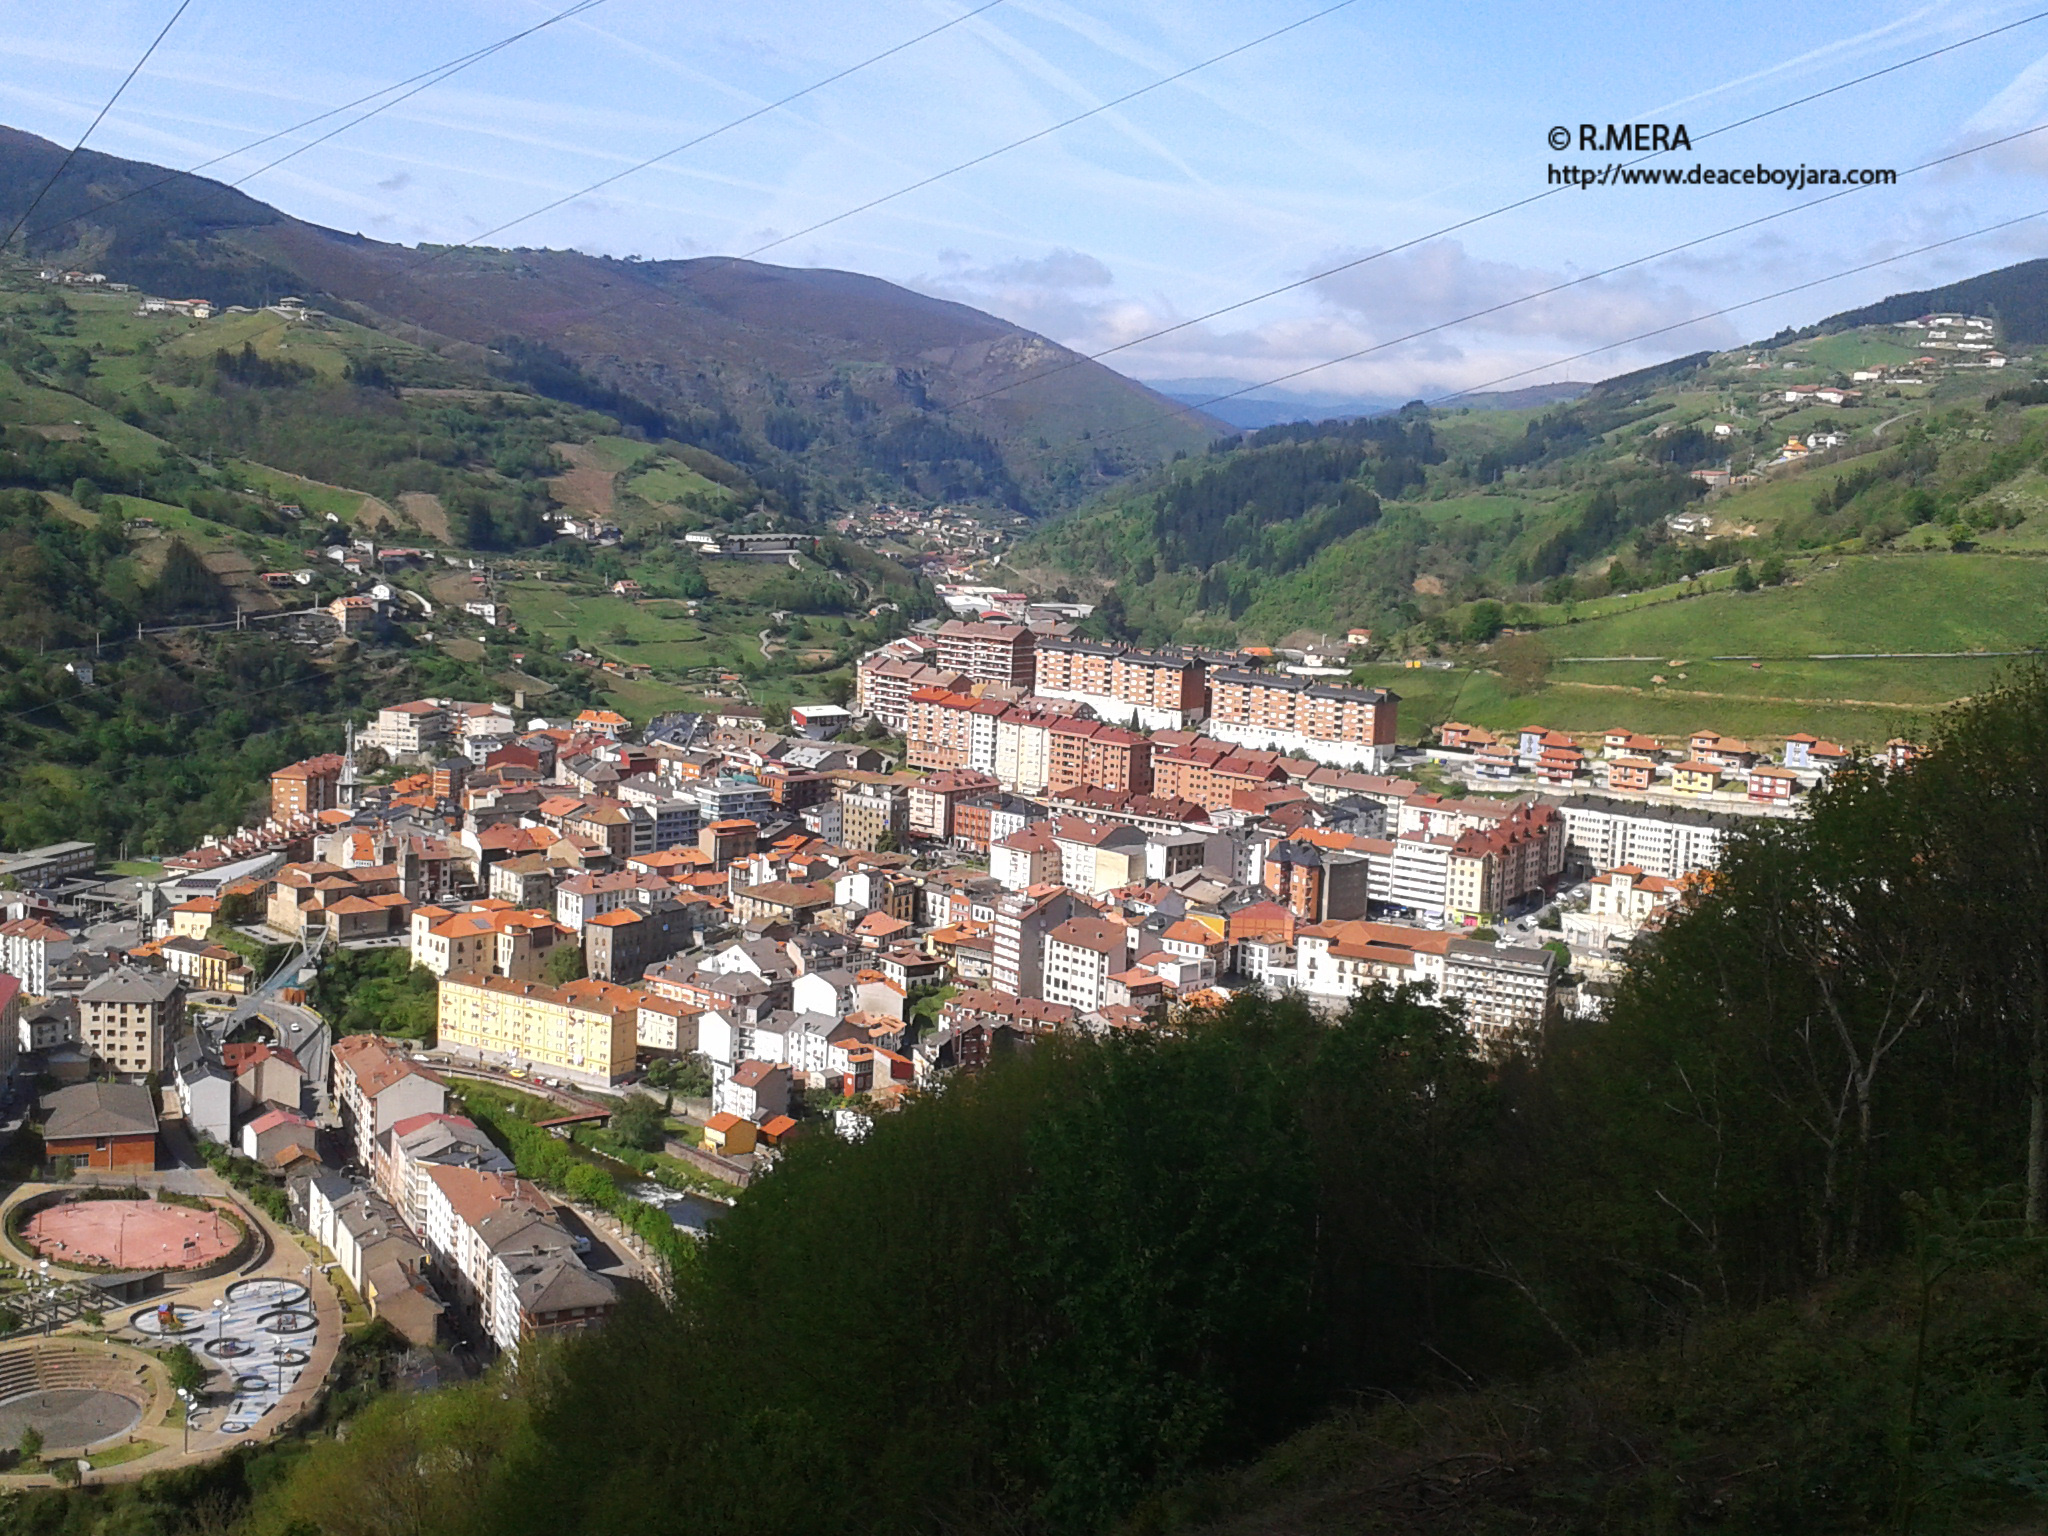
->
[22,1200,239,1271]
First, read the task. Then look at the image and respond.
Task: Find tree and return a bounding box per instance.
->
[1493,633,1552,695]
[150,537,230,618]
[158,1343,209,1394]
[1912,664,2048,1224]
[611,1094,666,1152]
[1733,560,1758,591]
[1758,552,1788,585]
[545,944,587,985]
[17,1425,42,1464]
[1463,600,1506,643]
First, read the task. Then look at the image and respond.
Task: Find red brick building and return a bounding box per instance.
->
[41,1082,158,1170]
[1044,718,1154,795]
[935,619,1035,688]
[270,753,346,823]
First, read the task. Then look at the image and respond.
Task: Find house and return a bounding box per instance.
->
[703,1111,759,1156]
[1605,756,1656,793]
[1669,760,1721,796]
[1747,765,1799,804]
[41,1081,158,1170]
[222,1042,308,1116]
[789,704,853,740]
[171,1043,233,1145]
[713,1060,792,1122]
[242,1108,320,1170]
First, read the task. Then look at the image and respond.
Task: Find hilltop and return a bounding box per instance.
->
[0,125,1212,516]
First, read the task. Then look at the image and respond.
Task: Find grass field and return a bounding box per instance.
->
[1403,553,2048,747]
[1539,552,2048,659]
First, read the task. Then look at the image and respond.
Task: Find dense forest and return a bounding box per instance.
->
[14,666,2041,1534]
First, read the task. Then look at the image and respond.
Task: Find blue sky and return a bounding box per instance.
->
[8,0,2048,401]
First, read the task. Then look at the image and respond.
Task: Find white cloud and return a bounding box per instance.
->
[1306,238,1731,350]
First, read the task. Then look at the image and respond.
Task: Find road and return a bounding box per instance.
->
[209,935,332,1112]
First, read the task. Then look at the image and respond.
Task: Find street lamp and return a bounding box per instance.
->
[175,1388,192,1453]
[212,1296,224,1353]
[37,1260,48,1335]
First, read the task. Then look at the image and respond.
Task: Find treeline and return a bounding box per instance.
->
[1145,415,1440,578]
[220,665,2048,1536]
[1520,468,1703,580]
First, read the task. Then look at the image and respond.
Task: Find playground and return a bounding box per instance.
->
[22,1200,240,1272]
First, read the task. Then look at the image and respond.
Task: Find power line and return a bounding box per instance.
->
[727,0,1362,267]
[1092,112,2048,436]
[410,0,1009,268]
[0,0,194,253]
[16,0,612,251]
[1425,205,2048,408]
[938,5,2048,416]
[463,0,1365,336]
[212,0,610,196]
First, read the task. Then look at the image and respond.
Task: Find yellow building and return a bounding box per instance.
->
[166,897,219,942]
[1671,760,1721,796]
[436,973,642,1086]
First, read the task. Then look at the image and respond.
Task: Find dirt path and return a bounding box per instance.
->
[1536,676,1953,711]
[397,491,452,542]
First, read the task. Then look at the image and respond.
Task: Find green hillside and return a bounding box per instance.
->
[0,123,1212,517]
[1021,305,2048,741]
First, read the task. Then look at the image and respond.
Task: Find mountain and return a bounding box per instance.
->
[1790,255,2048,346]
[0,125,1215,514]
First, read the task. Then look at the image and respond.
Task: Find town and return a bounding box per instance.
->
[0,578,1918,1474]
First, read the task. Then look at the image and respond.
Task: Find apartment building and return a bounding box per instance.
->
[270,753,346,823]
[410,903,572,981]
[991,822,1062,892]
[331,1034,448,1172]
[992,887,1080,998]
[1206,670,1400,770]
[1032,638,1210,730]
[935,619,1035,688]
[906,769,1000,840]
[377,1110,513,1236]
[78,967,183,1078]
[1150,740,1294,811]
[0,918,72,995]
[1555,794,1739,881]
[435,973,642,1086]
[836,776,911,852]
[420,1165,617,1357]
[855,657,969,732]
[370,699,450,758]
[1442,940,1557,1042]
[1045,718,1153,796]
[1049,817,1147,897]
[1040,915,1126,1013]
[905,688,979,772]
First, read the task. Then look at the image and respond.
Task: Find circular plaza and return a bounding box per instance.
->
[21,1199,241,1273]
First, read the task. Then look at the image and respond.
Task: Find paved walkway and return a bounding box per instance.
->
[0,1177,346,1486]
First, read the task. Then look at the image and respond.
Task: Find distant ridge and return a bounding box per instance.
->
[0,124,1216,513]
[1435,380,1590,411]
[1789,255,2048,346]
